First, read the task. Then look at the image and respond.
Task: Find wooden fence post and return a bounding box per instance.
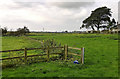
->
[63,45,65,60]
[81,47,84,64]
[24,48,27,64]
[47,46,50,61]
[64,45,68,60]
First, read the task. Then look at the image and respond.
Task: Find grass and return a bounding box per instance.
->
[2,33,118,77]
[2,36,42,50]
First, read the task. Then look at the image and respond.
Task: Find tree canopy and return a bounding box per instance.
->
[0,26,30,36]
[0,27,7,35]
[80,6,116,31]
[16,26,30,36]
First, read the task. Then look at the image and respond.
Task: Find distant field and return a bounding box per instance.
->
[2,33,118,77]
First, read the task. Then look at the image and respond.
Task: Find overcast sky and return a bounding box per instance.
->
[0,0,119,32]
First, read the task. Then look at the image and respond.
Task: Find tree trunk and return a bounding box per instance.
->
[91,26,95,31]
[97,27,99,31]
[97,23,100,31]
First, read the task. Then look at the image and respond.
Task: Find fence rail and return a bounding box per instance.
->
[68,47,81,50]
[1,45,85,64]
[0,46,64,53]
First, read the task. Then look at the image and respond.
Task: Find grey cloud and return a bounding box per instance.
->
[12,1,95,9]
[9,0,96,10]
[50,2,95,9]
[118,1,120,23]
[11,2,44,9]
[15,2,37,8]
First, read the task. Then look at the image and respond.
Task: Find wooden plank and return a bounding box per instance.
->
[68,47,81,50]
[24,48,27,64]
[0,46,64,53]
[69,52,81,56]
[0,56,24,60]
[24,47,63,50]
[63,45,65,60]
[81,47,84,64]
[27,54,47,57]
[46,46,50,61]
[1,54,47,60]
[49,47,64,49]
[0,49,24,53]
[51,53,62,55]
[65,45,68,60]
[27,47,45,50]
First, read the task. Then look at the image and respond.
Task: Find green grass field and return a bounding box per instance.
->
[2,33,118,77]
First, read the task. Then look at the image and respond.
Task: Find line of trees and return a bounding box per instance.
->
[0,26,30,36]
[0,27,7,35]
[80,6,118,32]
